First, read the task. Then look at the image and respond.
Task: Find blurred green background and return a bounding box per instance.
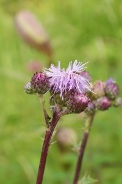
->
[0,0,122,183]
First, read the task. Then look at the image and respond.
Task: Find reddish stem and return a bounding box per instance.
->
[36,111,61,184]
[73,113,95,184]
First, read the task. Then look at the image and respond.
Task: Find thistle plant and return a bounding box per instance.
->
[24,60,122,184]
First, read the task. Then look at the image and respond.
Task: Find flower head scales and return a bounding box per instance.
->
[44,60,91,98]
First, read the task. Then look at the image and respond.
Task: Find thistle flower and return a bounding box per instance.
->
[105,78,119,100]
[31,72,49,94]
[44,60,91,98]
[96,96,111,111]
[79,70,92,82]
[66,92,90,113]
[92,80,105,99]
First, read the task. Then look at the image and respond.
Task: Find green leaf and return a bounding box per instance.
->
[78,173,97,184]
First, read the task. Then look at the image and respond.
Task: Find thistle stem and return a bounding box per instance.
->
[36,111,61,184]
[73,113,95,184]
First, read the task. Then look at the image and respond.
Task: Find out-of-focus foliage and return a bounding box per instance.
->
[78,173,97,184]
[0,0,122,184]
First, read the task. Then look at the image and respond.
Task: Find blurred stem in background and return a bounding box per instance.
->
[73,113,95,184]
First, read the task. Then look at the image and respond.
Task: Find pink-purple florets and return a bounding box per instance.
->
[24,60,122,114]
[44,60,91,98]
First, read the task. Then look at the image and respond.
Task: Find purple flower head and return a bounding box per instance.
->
[96,96,111,111]
[92,80,105,99]
[31,72,50,94]
[66,92,90,113]
[106,78,115,85]
[105,78,119,100]
[44,60,91,98]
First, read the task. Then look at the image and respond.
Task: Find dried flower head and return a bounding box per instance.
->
[44,60,91,98]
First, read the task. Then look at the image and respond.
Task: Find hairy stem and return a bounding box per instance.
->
[36,111,61,184]
[73,113,95,184]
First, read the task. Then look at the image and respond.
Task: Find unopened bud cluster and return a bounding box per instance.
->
[85,78,122,115]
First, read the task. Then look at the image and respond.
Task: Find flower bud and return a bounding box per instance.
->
[31,72,49,94]
[56,127,77,148]
[24,82,35,94]
[96,97,111,111]
[15,11,52,58]
[92,81,105,99]
[66,92,90,113]
[105,78,119,100]
[85,101,96,115]
[113,97,122,107]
